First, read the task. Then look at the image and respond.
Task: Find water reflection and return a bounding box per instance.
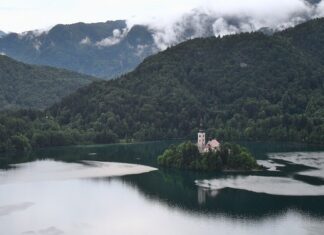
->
[197,187,219,205]
[0,160,156,185]
[119,169,324,219]
[0,141,182,169]
[1,141,324,234]
[2,174,323,235]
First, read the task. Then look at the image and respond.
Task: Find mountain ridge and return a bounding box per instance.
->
[47,19,324,144]
[0,55,96,110]
[0,20,157,79]
[1,6,322,79]
[0,30,6,38]
[0,17,324,152]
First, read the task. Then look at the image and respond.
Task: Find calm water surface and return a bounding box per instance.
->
[1,141,324,235]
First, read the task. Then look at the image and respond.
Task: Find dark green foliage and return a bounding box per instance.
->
[94,130,119,144]
[0,55,96,110]
[0,110,102,152]
[1,18,324,153]
[49,18,324,145]
[9,134,31,152]
[157,142,258,171]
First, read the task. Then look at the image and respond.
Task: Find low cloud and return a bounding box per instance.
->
[33,39,42,51]
[136,0,324,50]
[4,0,324,53]
[317,1,324,16]
[80,36,91,45]
[95,28,128,47]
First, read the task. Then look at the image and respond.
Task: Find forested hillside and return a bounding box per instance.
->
[1,18,324,152]
[50,22,324,143]
[278,18,324,65]
[0,55,95,110]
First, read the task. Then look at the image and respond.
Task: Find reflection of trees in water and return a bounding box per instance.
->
[0,140,181,168]
[0,151,38,169]
[120,169,324,220]
[40,141,181,166]
[2,141,324,219]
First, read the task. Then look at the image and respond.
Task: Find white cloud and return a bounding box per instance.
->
[135,44,150,58]
[95,28,128,47]
[112,29,121,37]
[145,0,324,49]
[316,1,324,16]
[80,36,91,45]
[0,0,202,33]
[33,40,42,51]
[96,37,120,47]
[0,0,324,51]
[0,0,321,33]
[212,18,241,37]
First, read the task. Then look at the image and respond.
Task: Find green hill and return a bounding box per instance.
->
[0,55,96,110]
[1,18,324,152]
[50,21,324,144]
[278,18,324,66]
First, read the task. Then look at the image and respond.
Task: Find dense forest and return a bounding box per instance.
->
[0,55,95,110]
[1,18,324,152]
[157,142,259,171]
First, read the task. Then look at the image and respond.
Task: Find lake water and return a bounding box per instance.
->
[1,141,324,235]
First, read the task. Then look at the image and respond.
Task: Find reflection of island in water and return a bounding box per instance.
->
[2,141,324,220]
[197,187,218,205]
[120,167,324,219]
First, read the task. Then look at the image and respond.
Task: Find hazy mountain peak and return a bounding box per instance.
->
[147,1,324,49]
[0,30,6,38]
[305,0,322,5]
[1,2,324,79]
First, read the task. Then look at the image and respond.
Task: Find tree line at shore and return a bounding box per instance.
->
[157,141,259,171]
[1,19,324,152]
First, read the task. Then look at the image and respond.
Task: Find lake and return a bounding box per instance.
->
[1,141,324,235]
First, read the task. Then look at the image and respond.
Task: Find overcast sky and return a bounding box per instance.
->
[0,0,203,32]
[0,0,323,33]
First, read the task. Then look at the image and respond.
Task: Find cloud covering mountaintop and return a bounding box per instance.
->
[1,0,324,78]
[4,0,324,50]
[136,0,324,49]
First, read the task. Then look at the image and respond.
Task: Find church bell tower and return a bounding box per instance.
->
[197,121,205,152]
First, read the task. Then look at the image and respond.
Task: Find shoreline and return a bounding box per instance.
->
[0,160,157,185]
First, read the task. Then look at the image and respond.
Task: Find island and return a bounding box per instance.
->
[158,126,260,171]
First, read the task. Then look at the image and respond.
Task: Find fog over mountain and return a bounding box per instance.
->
[142,0,324,49]
[0,31,6,38]
[0,0,323,78]
[0,21,157,79]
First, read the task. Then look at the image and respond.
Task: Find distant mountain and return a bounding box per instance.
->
[1,17,324,152]
[305,0,322,4]
[0,31,6,38]
[0,21,157,79]
[44,18,323,145]
[0,4,322,79]
[0,55,96,110]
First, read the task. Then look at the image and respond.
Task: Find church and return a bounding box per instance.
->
[197,126,220,153]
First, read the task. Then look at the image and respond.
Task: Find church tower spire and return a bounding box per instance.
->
[197,119,205,153]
